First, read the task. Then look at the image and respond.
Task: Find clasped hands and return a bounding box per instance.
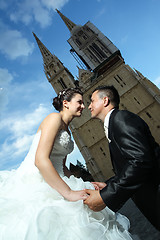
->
[83,182,107,211]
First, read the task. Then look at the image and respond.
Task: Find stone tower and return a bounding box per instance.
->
[33,11,160,181]
[33,32,76,94]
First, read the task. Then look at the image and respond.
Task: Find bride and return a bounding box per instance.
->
[0,87,133,239]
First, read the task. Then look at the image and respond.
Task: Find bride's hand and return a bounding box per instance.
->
[66,190,88,202]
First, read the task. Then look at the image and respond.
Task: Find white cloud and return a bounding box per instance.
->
[0,22,34,59]
[8,0,69,28]
[0,104,51,170]
[41,0,69,10]
[0,88,9,112]
[0,68,13,86]
[0,68,14,111]
[0,104,50,135]
[0,73,54,170]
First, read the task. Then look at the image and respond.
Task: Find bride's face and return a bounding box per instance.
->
[67,93,85,117]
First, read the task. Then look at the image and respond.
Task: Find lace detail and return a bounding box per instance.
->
[59,131,72,149]
[50,130,74,176]
[52,129,74,153]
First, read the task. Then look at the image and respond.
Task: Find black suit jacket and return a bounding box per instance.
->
[100,109,160,229]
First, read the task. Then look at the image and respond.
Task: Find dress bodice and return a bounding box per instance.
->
[16,129,74,177]
[50,130,74,175]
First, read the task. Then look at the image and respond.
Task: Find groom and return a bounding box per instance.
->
[84,85,160,231]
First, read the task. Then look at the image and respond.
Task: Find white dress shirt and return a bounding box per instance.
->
[104,109,115,142]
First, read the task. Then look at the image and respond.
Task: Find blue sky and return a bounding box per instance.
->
[0,0,160,171]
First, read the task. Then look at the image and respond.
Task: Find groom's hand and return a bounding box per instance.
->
[83,189,106,211]
[91,182,107,190]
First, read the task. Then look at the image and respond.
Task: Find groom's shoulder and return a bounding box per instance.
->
[113,109,133,118]
[114,110,145,125]
[113,110,140,123]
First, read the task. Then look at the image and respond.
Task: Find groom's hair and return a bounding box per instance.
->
[92,85,120,109]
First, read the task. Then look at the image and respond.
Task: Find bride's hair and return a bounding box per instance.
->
[52,87,83,111]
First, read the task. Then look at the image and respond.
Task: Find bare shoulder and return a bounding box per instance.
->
[36,113,63,157]
[39,113,62,132]
[45,112,62,122]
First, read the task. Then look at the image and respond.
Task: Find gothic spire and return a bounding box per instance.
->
[33,32,66,83]
[32,32,54,65]
[56,9,76,32]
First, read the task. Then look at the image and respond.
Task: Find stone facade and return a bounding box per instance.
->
[33,11,160,181]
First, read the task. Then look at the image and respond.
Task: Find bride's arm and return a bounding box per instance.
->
[35,113,87,201]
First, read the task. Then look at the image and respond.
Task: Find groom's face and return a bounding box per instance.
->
[88,91,104,119]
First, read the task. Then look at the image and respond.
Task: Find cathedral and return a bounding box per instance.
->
[33,10,160,181]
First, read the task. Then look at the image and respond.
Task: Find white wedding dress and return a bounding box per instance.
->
[0,130,133,240]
